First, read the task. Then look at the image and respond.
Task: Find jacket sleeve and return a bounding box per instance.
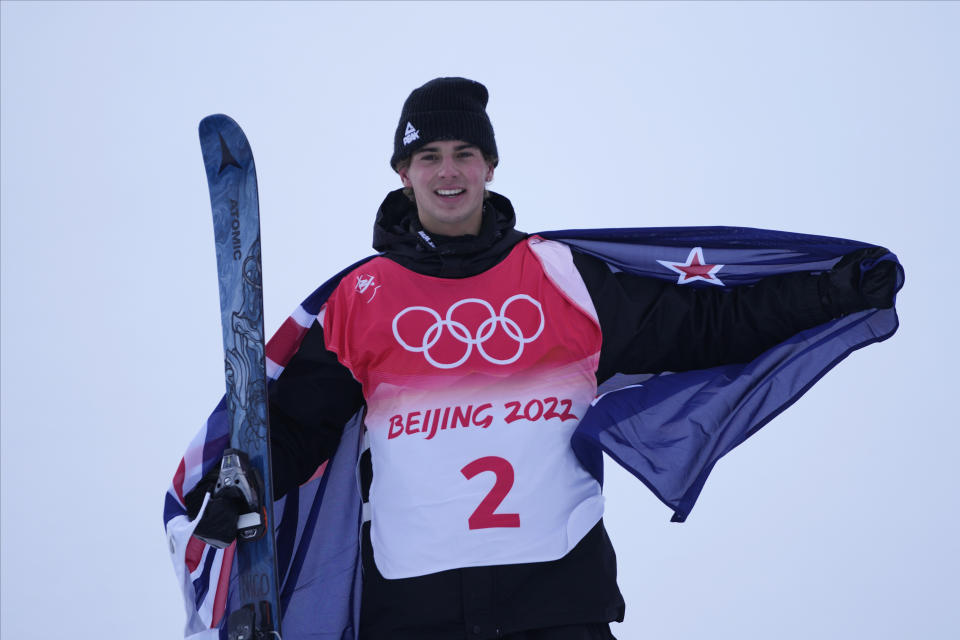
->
[269,319,364,498]
[571,250,832,383]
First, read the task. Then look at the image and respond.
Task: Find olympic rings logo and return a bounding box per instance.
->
[392,295,545,369]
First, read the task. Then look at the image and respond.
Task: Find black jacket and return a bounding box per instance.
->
[268,189,830,639]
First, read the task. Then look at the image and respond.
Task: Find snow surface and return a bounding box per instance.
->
[1,2,957,639]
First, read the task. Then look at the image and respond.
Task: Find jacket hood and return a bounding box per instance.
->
[372,188,527,278]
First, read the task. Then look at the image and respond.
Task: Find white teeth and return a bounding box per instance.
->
[436,189,464,196]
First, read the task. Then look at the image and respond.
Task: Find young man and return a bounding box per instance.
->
[179,78,899,640]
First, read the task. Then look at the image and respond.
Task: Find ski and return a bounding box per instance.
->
[198,114,282,640]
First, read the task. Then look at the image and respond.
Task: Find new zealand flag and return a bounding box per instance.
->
[164,226,902,638]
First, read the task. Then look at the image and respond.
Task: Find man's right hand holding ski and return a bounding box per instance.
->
[184,449,265,549]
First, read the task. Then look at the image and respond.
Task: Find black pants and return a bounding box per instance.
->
[358,521,624,640]
[502,624,616,640]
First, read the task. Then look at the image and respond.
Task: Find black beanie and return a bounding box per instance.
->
[390,77,498,171]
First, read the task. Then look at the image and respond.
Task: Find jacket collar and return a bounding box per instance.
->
[372,188,527,278]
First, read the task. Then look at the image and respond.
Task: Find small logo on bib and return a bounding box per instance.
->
[355,274,381,302]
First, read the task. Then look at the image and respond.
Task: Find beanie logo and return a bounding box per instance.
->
[403,121,420,146]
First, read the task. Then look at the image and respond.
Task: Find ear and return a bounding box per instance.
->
[485,164,495,183]
[398,166,412,188]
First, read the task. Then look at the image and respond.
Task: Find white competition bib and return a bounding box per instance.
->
[323,238,604,578]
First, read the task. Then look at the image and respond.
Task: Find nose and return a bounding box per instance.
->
[437,154,459,178]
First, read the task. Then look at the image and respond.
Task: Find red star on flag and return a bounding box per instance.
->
[657,247,725,285]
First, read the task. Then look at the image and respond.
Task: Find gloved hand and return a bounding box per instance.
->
[191,484,251,549]
[819,247,900,318]
[183,451,263,549]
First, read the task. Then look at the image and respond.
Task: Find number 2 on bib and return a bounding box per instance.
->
[460,456,521,530]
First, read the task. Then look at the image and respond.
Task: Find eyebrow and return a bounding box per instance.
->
[414,143,478,155]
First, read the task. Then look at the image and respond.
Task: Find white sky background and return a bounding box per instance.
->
[1,2,957,638]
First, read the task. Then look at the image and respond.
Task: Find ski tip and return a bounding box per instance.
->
[199,114,241,135]
[197,114,254,178]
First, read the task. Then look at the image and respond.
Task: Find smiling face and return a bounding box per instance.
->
[398,140,495,237]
